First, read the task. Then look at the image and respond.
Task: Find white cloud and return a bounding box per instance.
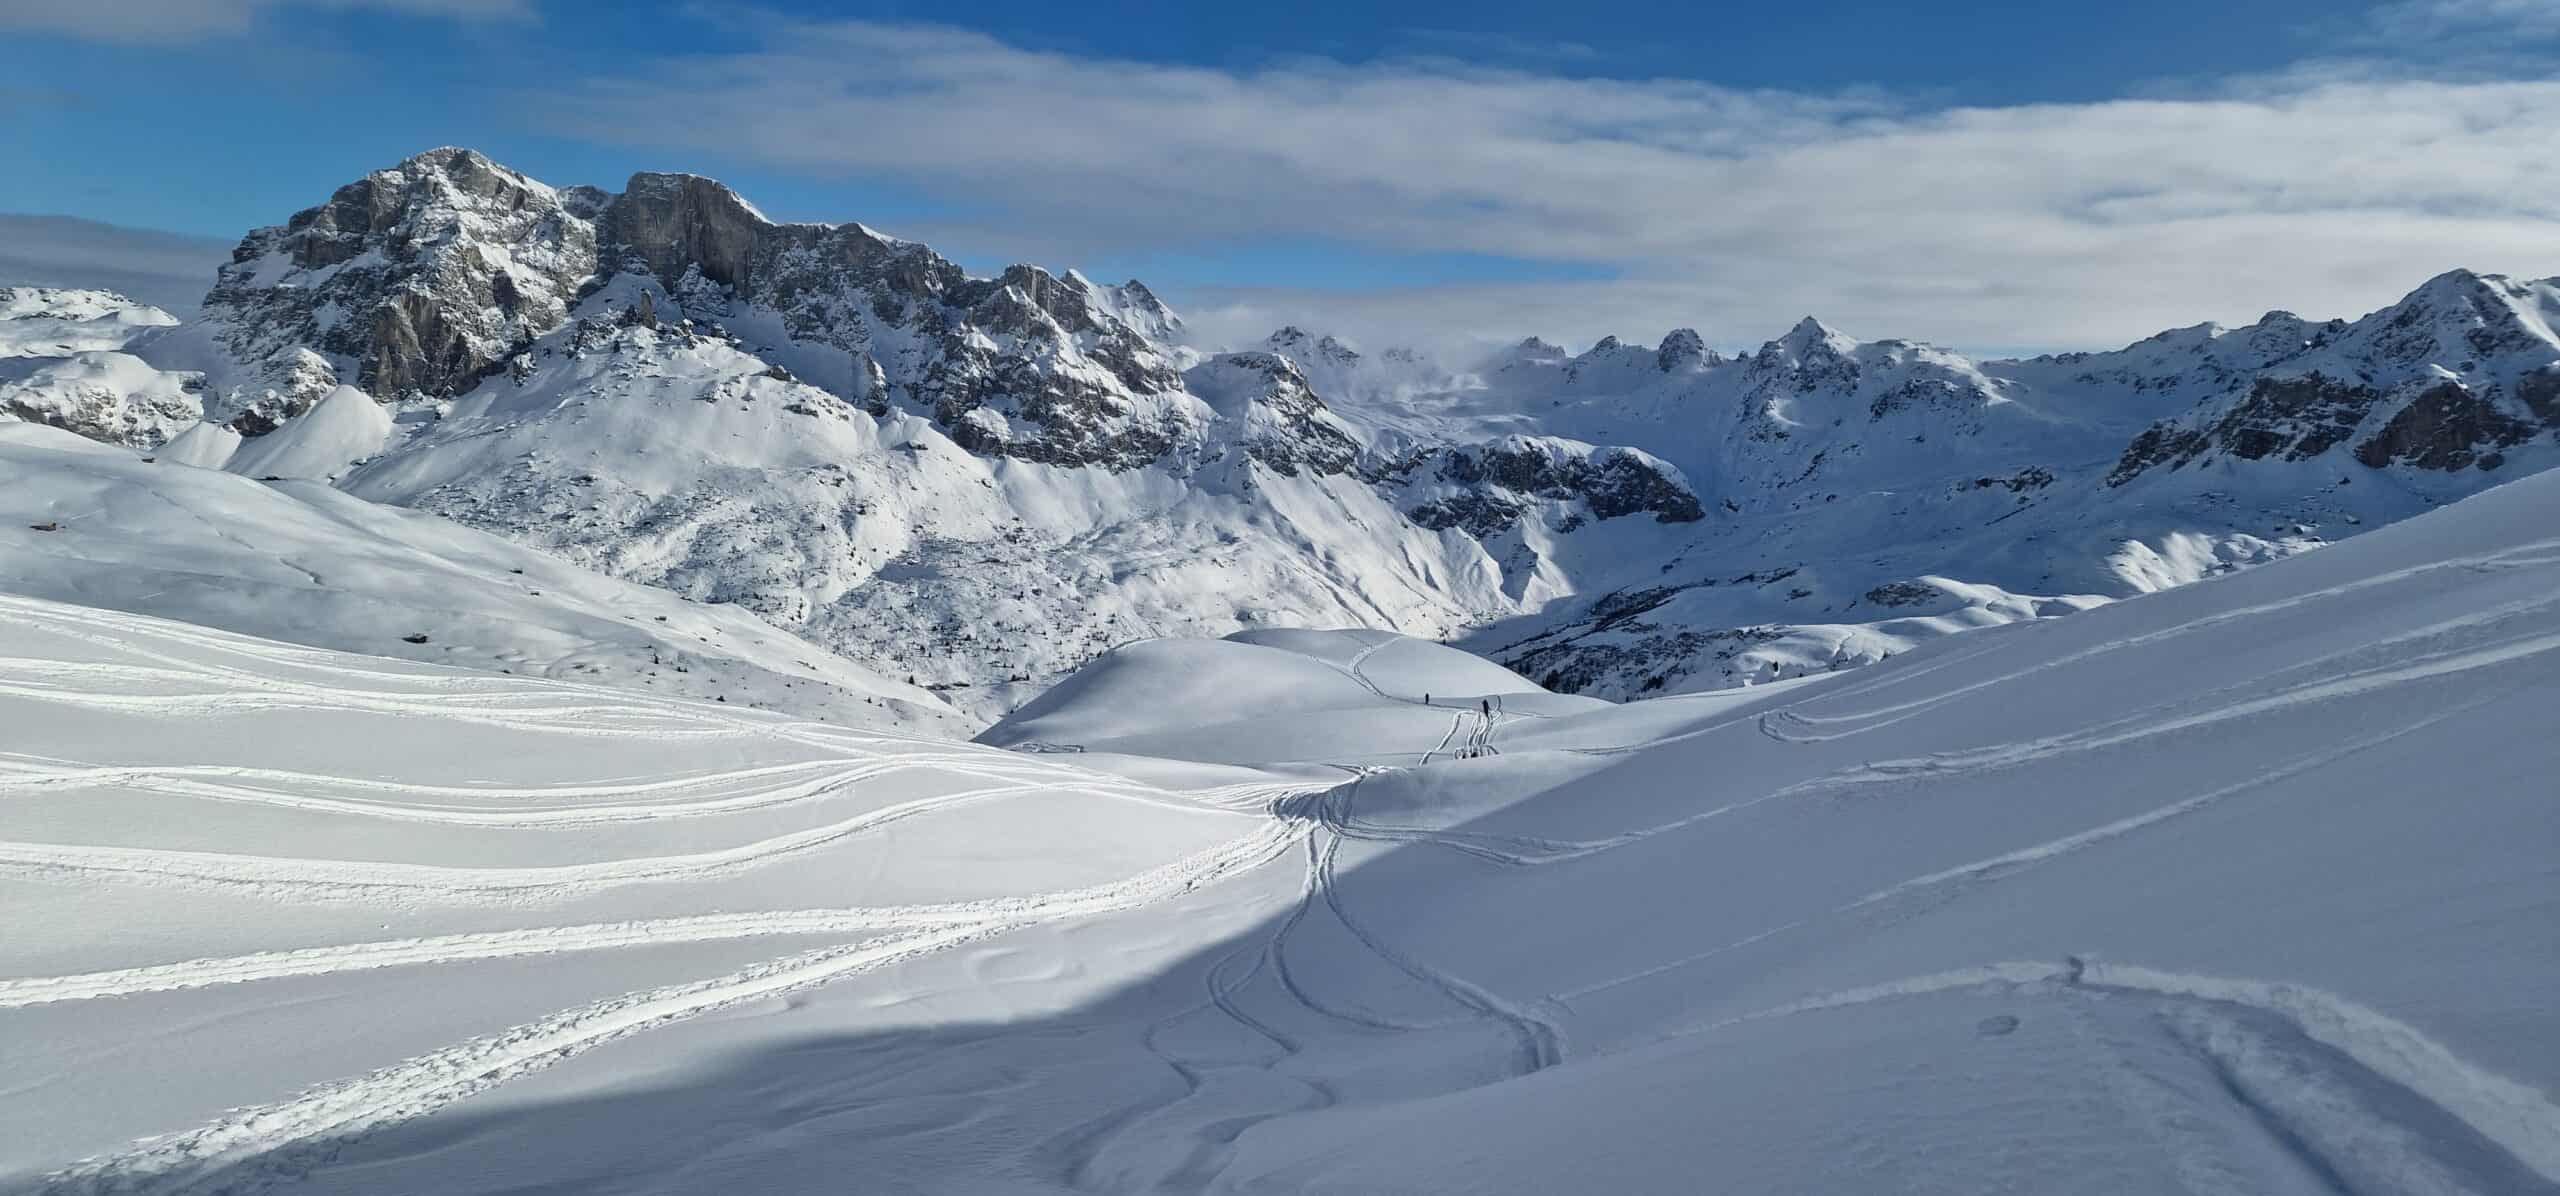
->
[0,0,531,43]
[2367,0,2560,39]
[528,20,2560,357]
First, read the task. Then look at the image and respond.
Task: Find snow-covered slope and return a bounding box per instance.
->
[0,593,1295,1188]
[6,436,2552,1193]
[316,316,1524,719]
[0,424,964,733]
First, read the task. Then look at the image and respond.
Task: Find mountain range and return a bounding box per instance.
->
[6,146,2557,723]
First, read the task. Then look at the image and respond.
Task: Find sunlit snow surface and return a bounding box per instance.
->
[4,470,2558,1193]
[0,424,966,735]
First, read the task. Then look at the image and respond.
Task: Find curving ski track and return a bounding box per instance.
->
[32,817,1312,1195]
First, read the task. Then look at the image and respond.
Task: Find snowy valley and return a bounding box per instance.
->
[2,141,2557,1194]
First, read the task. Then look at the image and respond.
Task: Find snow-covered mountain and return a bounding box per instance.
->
[70,149,1708,718]
[0,286,176,359]
[15,147,2560,716]
[1359,275,2560,696]
[6,444,2553,1192]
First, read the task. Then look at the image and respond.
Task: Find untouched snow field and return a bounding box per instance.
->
[3,466,2557,1192]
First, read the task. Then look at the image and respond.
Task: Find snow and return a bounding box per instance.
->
[5,452,2554,1192]
[981,629,1602,765]
[0,592,1286,1186]
[0,287,176,358]
[308,318,1520,722]
[0,350,205,449]
[0,424,965,734]
[156,419,242,469]
[222,384,392,480]
[8,150,2558,1188]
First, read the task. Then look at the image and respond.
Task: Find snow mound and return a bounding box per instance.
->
[156,419,242,468]
[223,383,391,480]
[981,629,1599,765]
[0,424,966,734]
[1228,627,1550,700]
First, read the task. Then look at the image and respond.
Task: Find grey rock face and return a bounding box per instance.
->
[1410,438,1704,535]
[1186,351,1362,478]
[1656,328,1714,372]
[2351,380,2534,471]
[2107,270,2560,486]
[200,152,1196,469]
[204,148,597,418]
[601,172,767,291]
[598,177,1192,470]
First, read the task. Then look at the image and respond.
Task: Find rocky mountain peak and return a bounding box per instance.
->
[198,146,596,418]
[602,171,772,291]
[1265,326,1362,368]
[1768,316,1853,360]
[182,147,1220,468]
[1076,274,1182,342]
[1184,350,1360,477]
[1656,328,1712,372]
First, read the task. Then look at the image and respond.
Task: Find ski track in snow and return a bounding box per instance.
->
[1052,769,1561,1192]
[0,774,1251,902]
[31,817,1315,1196]
[1325,624,2527,875]
[1305,781,1563,1072]
[1668,959,2560,1192]
[1766,541,2560,742]
[6,595,1350,1192]
[14,527,2560,1192]
[0,752,1195,826]
[1555,694,2495,1007]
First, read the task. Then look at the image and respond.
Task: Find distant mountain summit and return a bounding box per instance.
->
[11,148,2558,716]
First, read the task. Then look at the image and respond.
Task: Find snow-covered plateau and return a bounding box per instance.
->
[1,145,2556,1192]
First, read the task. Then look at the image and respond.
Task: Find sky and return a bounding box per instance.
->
[0,0,2555,357]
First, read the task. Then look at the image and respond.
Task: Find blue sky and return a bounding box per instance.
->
[1,0,2554,354]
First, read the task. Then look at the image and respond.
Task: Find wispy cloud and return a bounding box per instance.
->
[528,19,2560,356]
[0,215,230,314]
[2366,0,2560,39]
[0,0,532,44]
